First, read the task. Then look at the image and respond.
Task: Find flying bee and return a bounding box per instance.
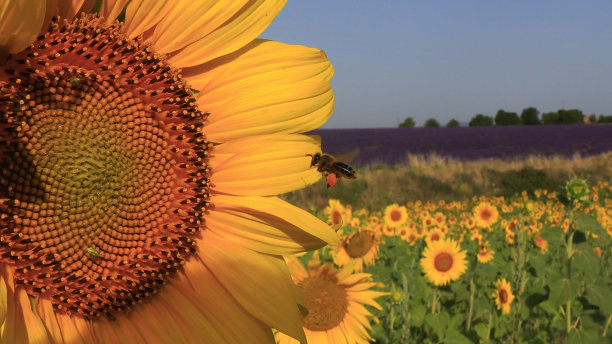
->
[307,152,356,187]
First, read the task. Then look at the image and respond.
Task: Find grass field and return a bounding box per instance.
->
[284,152,612,343]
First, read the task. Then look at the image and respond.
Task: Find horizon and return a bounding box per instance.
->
[263,1,612,129]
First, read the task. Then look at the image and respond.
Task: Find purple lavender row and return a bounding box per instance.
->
[309,125,612,166]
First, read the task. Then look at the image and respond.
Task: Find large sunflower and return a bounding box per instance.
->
[275,253,387,344]
[492,278,515,315]
[420,238,467,286]
[332,228,381,272]
[0,1,337,343]
[473,202,499,229]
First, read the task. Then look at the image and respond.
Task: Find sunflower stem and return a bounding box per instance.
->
[603,314,612,337]
[466,278,475,331]
[486,312,493,339]
[431,288,438,314]
[565,209,576,334]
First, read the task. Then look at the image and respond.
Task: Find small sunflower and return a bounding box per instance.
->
[275,254,388,344]
[323,199,352,229]
[476,241,495,264]
[0,1,337,342]
[425,228,445,245]
[420,238,467,286]
[492,278,515,314]
[384,203,408,228]
[473,202,499,229]
[332,228,381,272]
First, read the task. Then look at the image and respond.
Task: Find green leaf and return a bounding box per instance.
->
[567,328,600,344]
[473,322,489,339]
[574,215,610,244]
[425,313,445,339]
[572,243,600,280]
[539,225,564,247]
[585,283,612,314]
[548,277,581,308]
[410,304,427,324]
[444,327,473,344]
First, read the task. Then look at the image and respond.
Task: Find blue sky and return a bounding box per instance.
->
[262,1,612,128]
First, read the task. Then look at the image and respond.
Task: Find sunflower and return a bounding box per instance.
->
[473,202,499,229]
[476,241,495,264]
[425,228,445,245]
[0,1,338,343]
[323,199,352,229]
[275,253,388,344]
[492,278,515,314]
[332,228,381,272]
[384,203,408,228]
[420,238,467,286]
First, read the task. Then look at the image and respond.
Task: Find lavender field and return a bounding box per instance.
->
[312,124,612,166]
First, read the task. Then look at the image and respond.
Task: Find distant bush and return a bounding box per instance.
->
[597,115,612,123]
[495,109,521,126]
[542,109,584,124]
[398,117,415,128]
[521,107,541,125]
[469,114,494,126]
[446,118,460,127]
[423,118,439,128]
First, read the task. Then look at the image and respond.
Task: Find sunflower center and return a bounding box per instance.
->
[499,289,508,303]
[344,231,374,258]
[299,272,348,331]
[433,252,453,272]
[390,210,401,222]
[480,210,491,220]
[331,210,342,225]
[0,15,210,319]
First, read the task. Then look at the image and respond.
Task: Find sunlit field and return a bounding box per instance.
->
[284,153,612,343]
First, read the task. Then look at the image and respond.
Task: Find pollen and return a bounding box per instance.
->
[299,266,348,331]
[0,15,210,319]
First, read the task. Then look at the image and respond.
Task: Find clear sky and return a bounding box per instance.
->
[262,1,612,128]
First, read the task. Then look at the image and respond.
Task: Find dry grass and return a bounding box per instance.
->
[281,152,612,210]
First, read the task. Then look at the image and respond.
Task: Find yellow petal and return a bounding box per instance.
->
[34,298,63,343]
[123,0,176,39]
[100,0,128,25]
[168,0,287,68]
[0,273,5,327]
[210,134,322,195]
[191,41,333,142]
[197,233,306,343]
[149,0,248,55]
[0,285,49,344]
[180,258,275,343]
[207,202,328,255]
[0,0,46,54]
[184,39,333,93]
[211,194,339,247]
[57,0,97,21]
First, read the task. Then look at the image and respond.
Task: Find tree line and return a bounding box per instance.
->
[398,107,612,128]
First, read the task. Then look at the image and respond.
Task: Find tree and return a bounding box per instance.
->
[398,117,416,128]
[541,111,559,124]
[446,118,460,127]
[469,114,493,127]
[424,118,440,128]
[495,109,521,126]
[557,109,584,124]
[520,107,540,125]
[597,115,612,124]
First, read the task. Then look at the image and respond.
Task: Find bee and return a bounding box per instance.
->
[86,247,99,258]
[307,152,356,187]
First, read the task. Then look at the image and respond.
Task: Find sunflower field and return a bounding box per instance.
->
[293,180,612,343]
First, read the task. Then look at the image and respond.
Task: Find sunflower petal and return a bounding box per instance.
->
[148,0,248,55]
[57,0,97,21]
[123,0,175,39]
[192,41,333,142]
[211,194,339,247]
[210,134,322,195]
[168,0,287,68]
[0,0,46,54]
[179,258,275,343]
[207,203,327,255]
[100,0,129,25]
[184,39,333,94]
[0,273,6,327]
[198,233,307,343]
[34,298,63,343]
